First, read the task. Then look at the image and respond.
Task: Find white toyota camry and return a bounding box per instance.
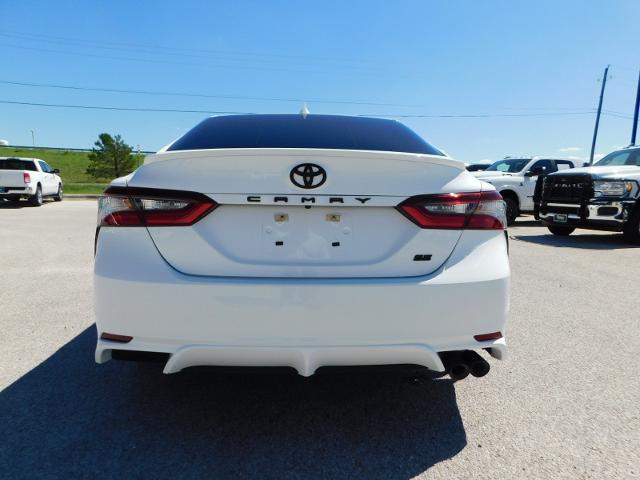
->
[94,114,509,380]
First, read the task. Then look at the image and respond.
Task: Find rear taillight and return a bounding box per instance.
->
[23,172,31,183]
[97,187,217,227]
[397,191,506,230]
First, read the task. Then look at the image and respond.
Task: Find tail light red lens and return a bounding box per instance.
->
[23,172,31,183]
[100,332,133,343]
[474,331,503,342]
[98,187,217,227]
[397,191,506,230]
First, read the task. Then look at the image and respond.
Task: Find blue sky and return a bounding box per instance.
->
[1,0,639,162]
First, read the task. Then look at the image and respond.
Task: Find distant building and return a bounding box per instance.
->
[0,139,8,146]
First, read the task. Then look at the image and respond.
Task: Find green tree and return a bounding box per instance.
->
[86,133,138,180]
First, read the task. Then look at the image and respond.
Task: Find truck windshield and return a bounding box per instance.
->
[485,159,529,173]
[595,150,640,167]
[0,159,38,171]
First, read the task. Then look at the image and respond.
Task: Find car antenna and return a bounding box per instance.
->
[300,103,310,119]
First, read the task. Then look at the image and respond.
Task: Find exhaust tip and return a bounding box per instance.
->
[449,363,470,381]
[462,350,491,378]
[439,351,471,381]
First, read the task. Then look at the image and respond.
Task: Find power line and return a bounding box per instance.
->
[0,79,417,108]
[602,110,633,119]
[0,98,597,118]
[0,29,380,67]
[0,99,253,115]
[0,79,599,112]
[0,30,396,77]
[0,42,342,76]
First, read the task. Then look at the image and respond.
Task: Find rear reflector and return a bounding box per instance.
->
[98,186,217,227]
[397,191,506,230]
[100,332,133,343]
[23,172,31,183]
[474,331,503,342]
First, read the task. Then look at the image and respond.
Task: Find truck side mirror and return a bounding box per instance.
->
[525,166,545,177]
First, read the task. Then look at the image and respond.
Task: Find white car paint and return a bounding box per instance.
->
[94,115,510,378]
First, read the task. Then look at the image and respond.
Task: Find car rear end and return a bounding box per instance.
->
[0,158,37,200]
[94,115,510,379]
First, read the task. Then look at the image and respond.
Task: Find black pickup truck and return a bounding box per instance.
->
[537,146,640,244]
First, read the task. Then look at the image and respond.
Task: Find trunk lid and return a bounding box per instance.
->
[128,149,474,278]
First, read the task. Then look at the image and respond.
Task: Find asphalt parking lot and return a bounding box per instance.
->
[1,200,639,479]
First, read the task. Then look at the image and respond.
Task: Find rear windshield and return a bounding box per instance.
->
[485,159,530,173]
[167,114,444,155]
[0,158,37,171]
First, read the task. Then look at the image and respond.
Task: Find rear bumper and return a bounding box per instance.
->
[94,228,510,375]
[0,186,32,196]
[100,341,506,376]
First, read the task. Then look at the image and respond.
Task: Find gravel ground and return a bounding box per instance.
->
[1,200,638,479]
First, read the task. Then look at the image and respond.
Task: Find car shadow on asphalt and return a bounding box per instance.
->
[513,232,639,250]
[0,200,54,209]
[512,218,545,227]
[0,326,466,479]
[0,201,27,209]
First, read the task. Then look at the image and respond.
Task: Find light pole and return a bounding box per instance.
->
[589,65,609,165]
[30,130,35,147]
[631,69,640,146]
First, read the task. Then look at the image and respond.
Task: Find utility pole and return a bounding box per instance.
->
[631,69,640,146]
[589,65,609,165]
[30,130,35,147]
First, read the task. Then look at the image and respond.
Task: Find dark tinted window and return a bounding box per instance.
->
[530,160,556,174]
[466,163,490,171]
[0,158,38,171]
[167,114,444,155]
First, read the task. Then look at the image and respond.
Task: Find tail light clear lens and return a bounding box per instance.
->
[397,191,506,230]
[23,172,31,183]
[97,187,217,227]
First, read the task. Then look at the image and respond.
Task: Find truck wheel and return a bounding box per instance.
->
[54,184,63,202]
[29,185,43,207]
[547,225,575,236]
[504,197,518,226]
[623,208,640,245]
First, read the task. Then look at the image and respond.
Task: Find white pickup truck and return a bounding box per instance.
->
[0,157,63,206]
[471,157,581,224]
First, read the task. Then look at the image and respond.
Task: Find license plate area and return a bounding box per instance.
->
[263,208,354,259]
[553,213,568,223]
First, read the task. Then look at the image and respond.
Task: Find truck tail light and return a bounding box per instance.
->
[97,186,217,227]
[23,172,31,183]
[397,191,506,230]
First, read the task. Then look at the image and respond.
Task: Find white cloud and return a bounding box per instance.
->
[558,147,582,152]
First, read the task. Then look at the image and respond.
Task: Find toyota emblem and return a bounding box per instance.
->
[289,163,327,189]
